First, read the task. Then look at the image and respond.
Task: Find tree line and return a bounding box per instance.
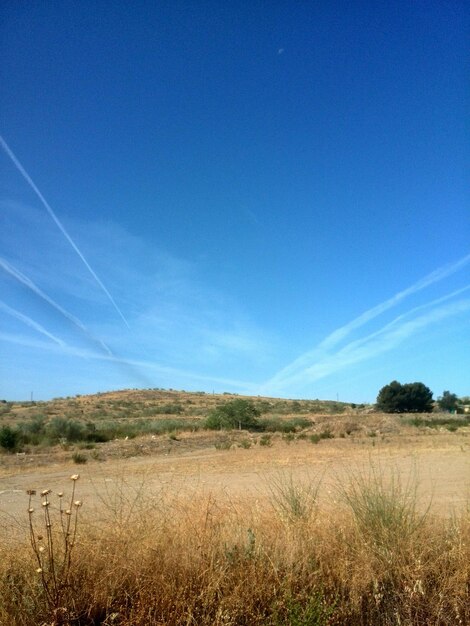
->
[376,381,465,413]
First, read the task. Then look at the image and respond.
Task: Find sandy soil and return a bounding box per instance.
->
[1,430,469,539]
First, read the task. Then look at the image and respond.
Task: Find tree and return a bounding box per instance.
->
[437,390,459,413]
[376,381,433,413]
[205,399,261,430]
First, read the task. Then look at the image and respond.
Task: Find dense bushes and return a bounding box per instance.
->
[0,417,205,450]
[376,381,433,413]
[0,425,20,451]
[205,399,261,430]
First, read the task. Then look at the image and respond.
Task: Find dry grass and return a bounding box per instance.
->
[1,468,469,626]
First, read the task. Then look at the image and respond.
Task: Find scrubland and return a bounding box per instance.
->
[0,389,469,625]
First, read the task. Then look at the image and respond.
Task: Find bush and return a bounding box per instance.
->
[259,434,272,447]
[259,417,311,433]
[205,399,261,430]
[72,452,87,464]
[376,381,433,413]
[0,425,20,451]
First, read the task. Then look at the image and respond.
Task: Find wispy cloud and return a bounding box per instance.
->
[0,256,113,356]
[319,253,470,351]
[265,298,470,394]
[0,301,66,347]
[0,331,256,391]
[0,135,130,327]
[260,252,470,395]
[0,199,272,394]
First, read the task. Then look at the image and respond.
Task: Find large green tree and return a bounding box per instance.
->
[376,381,433,413]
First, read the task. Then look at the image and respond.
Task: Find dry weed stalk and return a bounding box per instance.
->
[27,474,82,626]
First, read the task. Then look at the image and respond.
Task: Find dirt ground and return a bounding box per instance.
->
[1,430,469,540]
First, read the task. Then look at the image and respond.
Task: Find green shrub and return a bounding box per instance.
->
[214,437,233,450]
[270,592,334,625]
[259,434,272,447]
[260,417,311,433]
[239,438,252,449]
[143,403,184,416]
[72,452,87,464]
[47,417,85,443]
[206,399,261,430]
[0,425,20,451]
[269,472,321,523]
[339,465,428,563]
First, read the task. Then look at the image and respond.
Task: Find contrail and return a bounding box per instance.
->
[261,251,470,392]
[318,252,470,351]
[0,135,130,328]
[312,283,470,364]
[0,256,113,356]
[0,300,66,347]
[269,298,470,393]
[0,332,257,391]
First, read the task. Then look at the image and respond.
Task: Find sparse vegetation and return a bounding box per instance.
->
[0,390,363,457]
[71,452,87,464]
[259,433,272,447]
[0,470,468,625]
[259,416,311,433]
[405,415,470,430]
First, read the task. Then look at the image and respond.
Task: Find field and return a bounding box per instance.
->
[1,390,469,625]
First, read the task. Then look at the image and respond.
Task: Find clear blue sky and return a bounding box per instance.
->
[1,1,468,402]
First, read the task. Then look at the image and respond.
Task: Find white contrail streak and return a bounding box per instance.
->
[268,298,470,393]
[0,256,113,356]
[0,332,257,391]
[0,301,66,347]
[0,135,130,328]
[318,253,470,351]
[261,252,470,392]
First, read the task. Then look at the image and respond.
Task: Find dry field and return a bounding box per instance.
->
[1,390,469,625]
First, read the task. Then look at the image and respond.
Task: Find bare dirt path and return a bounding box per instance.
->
[1,431,469,540]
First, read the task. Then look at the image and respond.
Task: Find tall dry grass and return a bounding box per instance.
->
[0,470,469,625]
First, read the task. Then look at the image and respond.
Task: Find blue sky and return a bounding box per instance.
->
[1,1,468,402]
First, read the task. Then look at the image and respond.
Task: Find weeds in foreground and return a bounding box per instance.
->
[268,471,321,523]
[339,464,429,560]
[0,470,468,625]
[27,474,82,625]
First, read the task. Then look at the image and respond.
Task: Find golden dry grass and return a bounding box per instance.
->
[1,389,469,624]
[1,465,469,626]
